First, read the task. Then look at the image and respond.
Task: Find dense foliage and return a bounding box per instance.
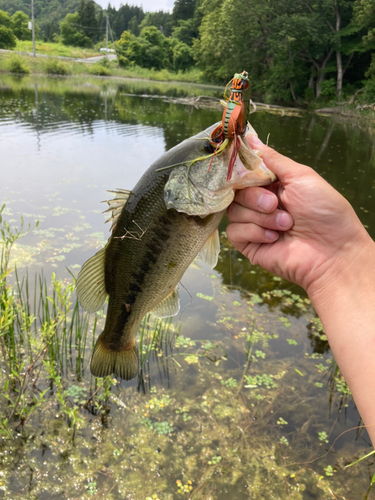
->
[0,10,16,49]
[194,0,375,102]
[0,0,83,41]
[0,0,374,103]
[0,8,40,48]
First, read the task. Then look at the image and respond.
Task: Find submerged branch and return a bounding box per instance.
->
[120,92,306,115]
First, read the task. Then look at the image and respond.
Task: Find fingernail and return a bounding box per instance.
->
[276,212,293,229]
[248,134,264,148]
[258,193,275,212]
[265,229,279,241]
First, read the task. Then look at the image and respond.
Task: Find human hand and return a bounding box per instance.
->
[226,135,373,303]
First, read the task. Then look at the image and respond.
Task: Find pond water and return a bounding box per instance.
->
[0,74,375,499]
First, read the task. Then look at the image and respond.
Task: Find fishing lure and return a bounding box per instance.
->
[208,71,251,180]
[156,71,251,183]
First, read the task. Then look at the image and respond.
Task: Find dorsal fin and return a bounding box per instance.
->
[102,189,131,231]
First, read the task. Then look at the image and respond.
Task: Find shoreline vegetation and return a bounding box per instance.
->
[0,42,374,121]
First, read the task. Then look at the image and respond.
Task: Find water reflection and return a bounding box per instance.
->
[1,75,375,499]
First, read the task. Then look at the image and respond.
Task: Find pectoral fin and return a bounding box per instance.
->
[150,287,180,318]
[76,244,108,313]
[198,228,220,269]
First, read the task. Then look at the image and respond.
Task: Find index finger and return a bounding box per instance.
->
[247,135,311,182]
[233,186,278,213]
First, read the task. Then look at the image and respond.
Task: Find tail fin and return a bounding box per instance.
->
[90,332,139,381]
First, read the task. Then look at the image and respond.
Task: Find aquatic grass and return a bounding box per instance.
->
[0,209,374,497]
[0,206,97,435]
[139,315,176,364]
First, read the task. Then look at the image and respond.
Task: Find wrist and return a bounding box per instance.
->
[307,230,375,316]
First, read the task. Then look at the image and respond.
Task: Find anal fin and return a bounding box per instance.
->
[197,228,220,269]
[150,287,180,318]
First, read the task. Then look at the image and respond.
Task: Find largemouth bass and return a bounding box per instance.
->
[76,123,276,380]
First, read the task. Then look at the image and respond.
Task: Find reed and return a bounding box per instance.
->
[0,205,95,435]
[0,204,177,437]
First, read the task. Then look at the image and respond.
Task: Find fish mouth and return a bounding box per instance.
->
[163,128,277,218]
[231,154,276,187]
[234,136,277,186]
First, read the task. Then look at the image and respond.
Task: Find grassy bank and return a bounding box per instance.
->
[0,45,205,84]
[14,40,103,59]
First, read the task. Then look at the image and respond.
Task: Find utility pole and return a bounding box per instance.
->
[108,19,118,60]
[106,16,108,59]
[31,0,36,57]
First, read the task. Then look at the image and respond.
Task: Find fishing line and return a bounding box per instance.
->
[177,280,193,322]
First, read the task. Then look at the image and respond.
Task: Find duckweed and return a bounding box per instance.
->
[0,209,374,499]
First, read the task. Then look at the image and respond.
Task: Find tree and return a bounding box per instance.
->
[194,0,368,100]
[115,29,133,65]
[352,0,375,44]
[172,18,197,46]
[78,0,98,42]
[171,39,194,71]
[60,12,91,47]
[0,0,91,41]
[351,0,375,99]
[172,0,197,24]
[108,4,145,39]
[0,8,13,28]
[119,26,171,70]
[128,15,140,36]
[43,19,57,42]
[193,0,264,82]
[11,10,32,40]
[296,0,356,97]
[139,11,173,37]
[0,9,16,49]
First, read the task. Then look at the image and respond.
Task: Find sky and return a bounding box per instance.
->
[94,0,175,12]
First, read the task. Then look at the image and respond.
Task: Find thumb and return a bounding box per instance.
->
[246,134,309,183]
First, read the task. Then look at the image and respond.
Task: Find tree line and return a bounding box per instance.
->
[0,0,374,104]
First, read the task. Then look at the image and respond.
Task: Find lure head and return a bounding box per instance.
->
[227,71,251,103]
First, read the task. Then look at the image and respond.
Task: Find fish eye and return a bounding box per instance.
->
[204,141,215,153]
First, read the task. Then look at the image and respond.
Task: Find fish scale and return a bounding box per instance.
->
[76,122,276,381]
[104,190,221,346]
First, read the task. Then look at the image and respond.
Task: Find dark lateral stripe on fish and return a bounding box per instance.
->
[111,304,133,341]
[144,250,158,265]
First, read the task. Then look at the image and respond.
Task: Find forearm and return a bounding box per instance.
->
[309,236,375,445]
[227,139,375,445]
